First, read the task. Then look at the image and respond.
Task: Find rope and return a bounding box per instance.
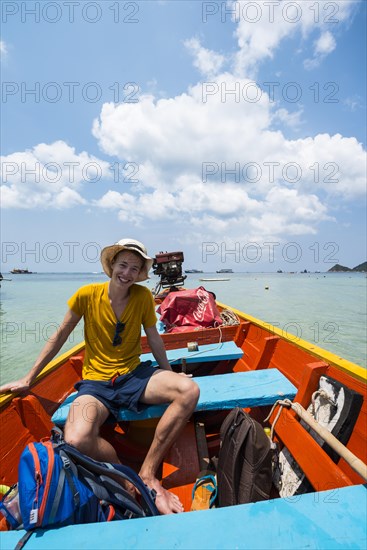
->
[264,399,289,440]
[310,389,336,417]
[178,311,239,363]
[264,399,367,482]
[220,309,240,326]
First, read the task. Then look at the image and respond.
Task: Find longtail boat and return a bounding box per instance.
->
[1,252,366,549]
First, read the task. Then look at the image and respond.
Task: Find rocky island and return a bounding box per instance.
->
[328,262,366,273]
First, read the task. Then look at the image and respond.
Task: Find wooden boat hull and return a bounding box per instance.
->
[1,301,366,549]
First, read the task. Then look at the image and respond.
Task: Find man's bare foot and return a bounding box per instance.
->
[154,487,184,515]
[141,476,184,514]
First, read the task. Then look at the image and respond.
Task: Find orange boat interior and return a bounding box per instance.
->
[1,316,366,513]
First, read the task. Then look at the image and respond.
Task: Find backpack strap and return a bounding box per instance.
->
[217,408,252,506]
[48,468,66,524]
[59,452,80,507]
[50,426,64,446]
[77,465,145,518]
[100,462,159,516]
[14,531,34,550]
[48,451,80,524]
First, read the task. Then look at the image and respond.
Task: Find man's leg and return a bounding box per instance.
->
[64,394,136,496]
[138,371,200,514]
[64,394,119,462]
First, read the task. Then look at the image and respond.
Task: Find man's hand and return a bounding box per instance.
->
[0,377,31,394]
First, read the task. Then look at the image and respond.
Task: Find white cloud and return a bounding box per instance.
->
[343,96,363,112]
[303,57,320,71]
[52,187,86,209]
[93,75,366,195]
[94,181,332,240]
[272,107,304,130]
[232,0,357,77]
[0,40,7,57]
[92,75,272,172]
[314,31,336,56]
[1,141,110,209]
[91,68,365,243]
[184,37,226,78]
[304,30,337,69]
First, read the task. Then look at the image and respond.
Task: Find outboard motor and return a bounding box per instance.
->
[152,251,186,295]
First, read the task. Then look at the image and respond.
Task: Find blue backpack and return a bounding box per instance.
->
[1,428,159,536]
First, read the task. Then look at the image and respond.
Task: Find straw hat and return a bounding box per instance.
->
[100,238,153,282]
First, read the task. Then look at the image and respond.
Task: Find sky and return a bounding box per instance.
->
[1,0,366,273]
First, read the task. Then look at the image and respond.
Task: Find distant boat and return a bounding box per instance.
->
[10,268,35,274]
[200,277,230,282]
[0,273,12,286]
[216,269,233,273]
[185,269,204,273]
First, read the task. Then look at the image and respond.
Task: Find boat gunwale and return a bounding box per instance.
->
[0,341,86,408]
[215,300,367,383]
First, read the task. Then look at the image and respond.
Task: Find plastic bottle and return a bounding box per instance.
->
[0,485,22,529]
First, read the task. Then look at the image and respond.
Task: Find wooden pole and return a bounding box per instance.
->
[290,401,367,482]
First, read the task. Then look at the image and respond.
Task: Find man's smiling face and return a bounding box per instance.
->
[110,250,144,288]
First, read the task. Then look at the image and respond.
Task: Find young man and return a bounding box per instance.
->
[0,239,200,515]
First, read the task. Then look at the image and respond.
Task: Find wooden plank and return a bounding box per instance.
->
[117,370,296,420]
[140,340,243,366]
[2,484,366,549]
[52,369,297,425]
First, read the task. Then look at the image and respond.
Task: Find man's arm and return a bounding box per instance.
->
[144,325,172,371]
[0,309,82,394]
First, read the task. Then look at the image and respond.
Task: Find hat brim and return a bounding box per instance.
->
[100,244,153,282]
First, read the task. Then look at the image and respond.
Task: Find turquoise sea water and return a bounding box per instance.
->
[0,272,366,385]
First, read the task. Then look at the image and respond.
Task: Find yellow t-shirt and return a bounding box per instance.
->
[67,282,157,380]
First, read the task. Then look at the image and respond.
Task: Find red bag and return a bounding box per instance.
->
[157,287,223,333]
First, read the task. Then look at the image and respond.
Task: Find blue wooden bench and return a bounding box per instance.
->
[141,340,244,366]
[52,369,297,426]
[2,484,366,549]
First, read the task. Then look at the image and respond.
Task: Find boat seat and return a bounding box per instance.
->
[52,369,297,426]
[141,340,244,366]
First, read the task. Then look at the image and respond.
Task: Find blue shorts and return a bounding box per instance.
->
[74,360,157,419]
